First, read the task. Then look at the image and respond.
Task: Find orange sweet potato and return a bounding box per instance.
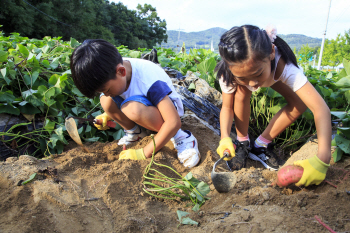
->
[276,165,303,187]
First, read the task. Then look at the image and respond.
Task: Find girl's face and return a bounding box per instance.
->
[228,45,275,89]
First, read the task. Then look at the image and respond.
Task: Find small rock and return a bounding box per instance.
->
[259,178,264,182]
[83,220,88,225]
[209,184,215,191]
[262,192,270,201]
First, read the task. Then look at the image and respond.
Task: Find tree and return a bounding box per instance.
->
[319,30,350,68]
[296,44,315,65]
[136,3,167,47]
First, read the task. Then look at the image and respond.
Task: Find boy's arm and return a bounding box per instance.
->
[142,95,181,158]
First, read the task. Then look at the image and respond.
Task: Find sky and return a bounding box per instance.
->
[112,0,350,40]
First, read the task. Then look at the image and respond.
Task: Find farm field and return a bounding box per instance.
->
[1,115,350,233]
[1,32,350,233]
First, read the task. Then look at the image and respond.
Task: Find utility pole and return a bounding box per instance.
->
[317,0,332,70]
[176,27,184,53]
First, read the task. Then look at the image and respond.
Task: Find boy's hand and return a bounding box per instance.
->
[119,149,146,160]
[216,137,236,161]
[94,112,112,130]
[294,155,330,186]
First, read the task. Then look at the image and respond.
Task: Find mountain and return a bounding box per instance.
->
[160,27,322,52]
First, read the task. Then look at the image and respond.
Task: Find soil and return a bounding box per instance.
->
[1,115,350,233]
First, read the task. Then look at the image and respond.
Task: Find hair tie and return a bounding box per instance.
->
[265,25,277,43]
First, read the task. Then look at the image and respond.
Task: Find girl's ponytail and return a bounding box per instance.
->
[215,59,235,86]
[273,36,298,68]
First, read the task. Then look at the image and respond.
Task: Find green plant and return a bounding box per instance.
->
[0,30,124,157]
[143,135,210,211]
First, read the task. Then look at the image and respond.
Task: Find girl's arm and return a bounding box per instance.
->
[220,92,235,139]
[295,81,332,163]
[142,95,181,158]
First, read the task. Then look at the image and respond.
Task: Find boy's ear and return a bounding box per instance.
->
[270,44,276,61]
[116,64,126,76]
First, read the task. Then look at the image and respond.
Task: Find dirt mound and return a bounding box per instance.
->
[1,116,350,233]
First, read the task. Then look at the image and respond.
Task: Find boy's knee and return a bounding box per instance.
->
[121,102,141,121]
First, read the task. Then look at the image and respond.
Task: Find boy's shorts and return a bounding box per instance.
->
[111,95,153,109]
[111,95,179,112]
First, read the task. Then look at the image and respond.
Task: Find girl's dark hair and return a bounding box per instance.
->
[215,25,298,87]
[70,39,123,98]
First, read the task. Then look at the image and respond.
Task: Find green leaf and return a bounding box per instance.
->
[129,51,141,58]
[334,134,350,154]
[55,127,68,144]
[0,50,8,62]
[17,44,29,58]
[18,101,41,114]
[302,109,314,120]
[330,111,348,120]
[50,57,59,69]
[344,90,350,104]
[196,181,210,197]
[177,210,198,226]
[0,91,15,103]
[26,95,44,107]
[0,103,20,115]
[269,105,282,115]
[21,173,37,185]
[70,38,80,48]
[197,57,216,74]
[1,68,6,78]
[343,58,350,75]
[188,83,196,90]
[192,203,200,212]
[113,129,124,140]
[84,137,100,142]
[42,60,50,68]
[335,76,350,88]
[44,119,55,133]
[332,147,343,163]
[181,217,198,226]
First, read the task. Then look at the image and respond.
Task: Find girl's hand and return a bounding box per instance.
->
[119,149,146,160]
[216,137,236,161]
[293,155,330,186]
[94,112,112,130]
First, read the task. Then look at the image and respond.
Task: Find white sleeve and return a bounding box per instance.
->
[281,64,308,92]
[219,75,236,94]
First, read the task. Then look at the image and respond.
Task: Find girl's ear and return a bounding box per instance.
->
[270,44,276,61]
[116,64,126,76]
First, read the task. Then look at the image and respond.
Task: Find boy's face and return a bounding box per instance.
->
[98,64,127,97]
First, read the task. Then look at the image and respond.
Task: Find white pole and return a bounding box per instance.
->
[317,0,332,70]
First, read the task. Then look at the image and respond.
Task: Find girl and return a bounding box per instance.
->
[215,25,331,187]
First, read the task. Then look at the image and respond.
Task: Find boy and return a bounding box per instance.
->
[70,39,200,168]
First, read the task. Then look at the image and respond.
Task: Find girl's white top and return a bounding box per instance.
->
[219,47,308,93]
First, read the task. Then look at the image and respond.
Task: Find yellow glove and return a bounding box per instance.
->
[294,155,330,187]
[94,112,112,130]
[216,137,236,161]
[119,149,146,160]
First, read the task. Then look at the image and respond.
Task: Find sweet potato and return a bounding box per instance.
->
[276,165,303,187]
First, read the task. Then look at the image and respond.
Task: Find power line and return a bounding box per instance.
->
[22,0,72,27]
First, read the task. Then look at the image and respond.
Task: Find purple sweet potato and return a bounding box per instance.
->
[276,165,304,187]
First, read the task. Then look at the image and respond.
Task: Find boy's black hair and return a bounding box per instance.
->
[215,25,298,88]
[70,39,123,98]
